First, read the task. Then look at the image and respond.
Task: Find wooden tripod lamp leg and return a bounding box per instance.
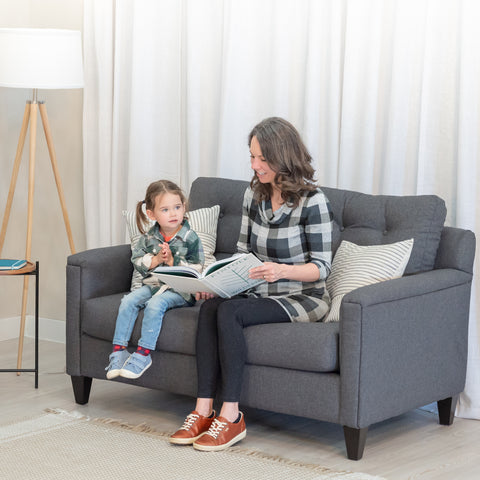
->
[12,100,77,371]
[17,101,37,373]
[0,103,30,257]
[39,102,76,254]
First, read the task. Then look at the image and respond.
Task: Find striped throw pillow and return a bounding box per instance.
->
[325,238,414,322]
[186,205,220,268]
[122,205,220,291]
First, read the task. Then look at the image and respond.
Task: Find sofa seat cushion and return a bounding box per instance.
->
[82,296,339,373]
[244,322,339,372]
[82,294,201,356]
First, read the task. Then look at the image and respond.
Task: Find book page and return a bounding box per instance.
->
[203,254,244,276]
[153,256,241,279]
[202,253,264,297]
[153,265,201,278]
[152,252,265,298]
[149,274,219,296]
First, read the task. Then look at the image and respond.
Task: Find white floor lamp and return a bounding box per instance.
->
[0,28,84,371]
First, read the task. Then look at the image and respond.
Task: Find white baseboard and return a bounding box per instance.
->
[0,316,65,344]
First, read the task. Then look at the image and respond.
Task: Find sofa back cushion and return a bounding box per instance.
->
[321,187,446,274]
[189,177,446,274]
[189,177,249,257]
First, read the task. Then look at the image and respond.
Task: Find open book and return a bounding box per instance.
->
[152,253,265,298]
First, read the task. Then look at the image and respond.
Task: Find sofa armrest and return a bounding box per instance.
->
[338,268,473,429]
[434,227,475,273]
[67,244,133,300]
[66,244,132,376]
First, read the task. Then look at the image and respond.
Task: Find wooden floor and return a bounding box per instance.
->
[2,337,480,479]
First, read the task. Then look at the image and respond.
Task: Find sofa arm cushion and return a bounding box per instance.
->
[434,227,476,273]
[67,244,133,300]
[343,268,472,308]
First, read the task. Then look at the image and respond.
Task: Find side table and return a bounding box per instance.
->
[0,261,39,388]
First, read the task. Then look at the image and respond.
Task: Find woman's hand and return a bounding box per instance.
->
[249,261,321,283]
[249,261,284,283]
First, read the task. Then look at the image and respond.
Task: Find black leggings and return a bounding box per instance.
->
[195,296,290,402]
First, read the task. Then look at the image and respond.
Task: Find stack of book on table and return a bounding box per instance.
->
[0,259,27,271]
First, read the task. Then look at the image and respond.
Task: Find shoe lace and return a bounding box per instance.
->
[205,418,227,439]
[180,413,200,431]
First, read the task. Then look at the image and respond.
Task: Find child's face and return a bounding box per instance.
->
[146,192,185,235]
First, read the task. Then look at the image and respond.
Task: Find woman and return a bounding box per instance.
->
[169,117,333,451]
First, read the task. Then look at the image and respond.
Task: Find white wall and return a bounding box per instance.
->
[0,0,86,340]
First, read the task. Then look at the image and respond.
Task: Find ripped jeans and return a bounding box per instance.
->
[112,285,188,350]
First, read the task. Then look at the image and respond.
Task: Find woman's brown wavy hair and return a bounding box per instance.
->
[248,117,317,208]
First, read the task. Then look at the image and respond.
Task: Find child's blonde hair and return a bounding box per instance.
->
[136,180,187,234]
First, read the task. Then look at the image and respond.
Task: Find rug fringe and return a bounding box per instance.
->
[230,446,333,471]
[44,408,171,438]
[229,446,382,478]
[90,417,171,438]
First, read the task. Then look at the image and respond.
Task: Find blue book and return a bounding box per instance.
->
[0,259,27,270]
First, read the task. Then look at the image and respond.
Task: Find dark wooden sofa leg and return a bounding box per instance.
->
[343,426,368,460]
[437,395,458,425]
[71,375,93,405]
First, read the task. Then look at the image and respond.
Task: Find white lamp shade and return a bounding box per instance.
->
[0,28,84,89]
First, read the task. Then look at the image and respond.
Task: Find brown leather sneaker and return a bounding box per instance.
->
[169,410,216,445]
[193,412,246,451]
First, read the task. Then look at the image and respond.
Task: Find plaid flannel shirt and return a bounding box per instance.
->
[237,187,333,322]
[132,219,204,302]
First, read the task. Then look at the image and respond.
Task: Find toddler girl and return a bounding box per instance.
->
[106,180,204,380]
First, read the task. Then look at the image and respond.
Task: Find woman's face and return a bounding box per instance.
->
[250,136,276,185]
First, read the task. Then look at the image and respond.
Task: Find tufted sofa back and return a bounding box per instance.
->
[189,177,249,257]
[189,177,447,274]
[321,187,446,274]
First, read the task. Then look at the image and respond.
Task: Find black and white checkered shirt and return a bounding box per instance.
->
[237,187,333,322]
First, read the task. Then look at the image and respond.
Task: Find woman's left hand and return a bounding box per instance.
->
[249,262,283,283]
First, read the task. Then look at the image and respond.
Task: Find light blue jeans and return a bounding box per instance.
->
[112,286,188,351]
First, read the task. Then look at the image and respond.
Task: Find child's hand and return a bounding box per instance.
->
[195,291,216,300]
[160,242,174,266]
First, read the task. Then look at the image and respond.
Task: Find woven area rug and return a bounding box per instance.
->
[0,409,385,480]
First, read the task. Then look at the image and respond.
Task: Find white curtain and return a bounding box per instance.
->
[83,0,480,418]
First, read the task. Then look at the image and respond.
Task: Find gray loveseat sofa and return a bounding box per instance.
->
[66,176,475,460]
